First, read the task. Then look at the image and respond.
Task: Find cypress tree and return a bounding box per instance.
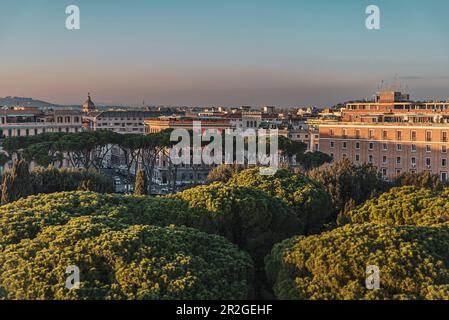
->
[1,160,33,205]
[134,170,148,195]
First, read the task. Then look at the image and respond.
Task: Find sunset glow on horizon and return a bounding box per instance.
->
[1,0,448,106]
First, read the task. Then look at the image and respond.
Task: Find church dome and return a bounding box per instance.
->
[83,93,95,113]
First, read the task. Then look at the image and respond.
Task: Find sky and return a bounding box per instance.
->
[0,0,448,107]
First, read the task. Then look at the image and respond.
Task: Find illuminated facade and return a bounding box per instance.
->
[319,91,449,180]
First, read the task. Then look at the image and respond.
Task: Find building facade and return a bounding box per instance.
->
[0,107,83,138]
[144,117,232,186]
[84,110,160,134]
[319,91,449,180]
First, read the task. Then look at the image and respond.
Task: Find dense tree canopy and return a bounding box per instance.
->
[0,192,254,299]
[0,192,191,248]
[0,216,253,300]
[228,168,332,234]
[170,182,302,263]
[31,166,114,194]
[266,223,449,300]
[0,165,114,205]
[339,186,449,227]
[392,171,448,190]
[206,163,245,184]
[296,151,333,171]
[308,159,389,220]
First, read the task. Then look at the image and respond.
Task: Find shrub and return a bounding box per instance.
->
[0,216,253,300]
[206,164,244,184]
[0,165,114,205]
[228,168,332,234]
[30,166,114,195]
[339,186,449,227]
[1,160,33,205]
[266,224,449,300]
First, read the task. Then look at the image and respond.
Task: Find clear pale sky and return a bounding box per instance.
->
[0,0,448,106]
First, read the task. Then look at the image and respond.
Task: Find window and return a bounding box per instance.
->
[426,131,432,142]
[368,155,373,163]
[396,157,401,165]
[382,143,388,151]
[369,129,374,139]
[426,158,431,167]
[396,169,402,176]
[342,141,347,149]
[355,141,361,150]
[397,131,402,141]
[443,131,448,142]
[411,144,417,153]
[396,144,402,152]
[442,172,448,182]
[330,141,335,148]
[330,129,334,137]
[382,168,388,178]
[443,145,447,153]
[355,129,361,139]
[342,153,348,159]
[382,130,388,140]
[411,130,417,141]
[442,158,447,167]
[342,129,348,138]
[382,155,387,164]
[369,142,374,150]
[426,145,432,153]
[411,157,416,166]
[355,154,360,162]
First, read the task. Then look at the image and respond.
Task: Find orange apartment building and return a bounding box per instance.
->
[319,91,449,181]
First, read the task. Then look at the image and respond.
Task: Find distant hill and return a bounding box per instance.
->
[0,96,61,109]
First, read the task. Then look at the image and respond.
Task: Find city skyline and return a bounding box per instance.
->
[1,0,448,106]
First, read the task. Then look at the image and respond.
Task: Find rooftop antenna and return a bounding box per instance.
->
[393,73,399,91]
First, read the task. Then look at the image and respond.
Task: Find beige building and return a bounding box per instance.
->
[0,107,82,138]
[319,91,449,181]
[144,117,232,187]
[84,110,160,134]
